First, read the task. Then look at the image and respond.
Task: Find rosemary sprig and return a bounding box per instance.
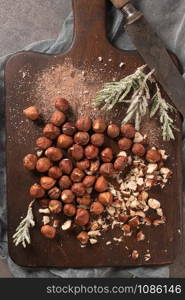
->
[150,84,178,141]
[13,200,35,248]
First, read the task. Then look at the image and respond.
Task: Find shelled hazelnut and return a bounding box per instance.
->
[91,133,105,147]
[90,202,104,215]
[23,154,37,170]
[85,145,99,160]
[49,200,62,214]
[30,183,45,198]
[59,175,72,189]
[132,143,146,157]
[92,118,106,133]
[61,189,75,203]
[83,175,96,188]
[63,204,76,216]
[57,134,73,149]
[23,106,39,120]
[77,231,89,244]
[55,97,69,112]
[95,176,108,192]
[75,208,90,226]
[62,122,76,136]
[107,124,120,138]
[99,163,114,177]
[101,148,113,163]
[48,187,61,199]
[48,166,62,179]
[40,176,56,190]
[45,147,63,161]
[98,192,113,206]
[36,137,52,150]
[76,194,91,206]
[76,117,92,132]
[76,159,90,170]
[114,156,128,171]
[59,158,73,174]
[39,198,49,208]
[71,168,85,182]
[74,132,90,145]
[43,123,60,140]
[121,124,136,138]
[36,157,51,173]
[146,149,161,163]
[41,225,56,239]
[88,160,100,174]
[50,111,66,126]
[69,144,84,161]
[71,183,86,196]
[118,137,132,150]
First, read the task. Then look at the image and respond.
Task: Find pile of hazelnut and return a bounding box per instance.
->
[23,97,172,259]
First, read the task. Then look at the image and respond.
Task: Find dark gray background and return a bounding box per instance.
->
[0,0,184,278]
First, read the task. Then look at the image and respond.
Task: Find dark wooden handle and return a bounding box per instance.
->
[72,0,109,52]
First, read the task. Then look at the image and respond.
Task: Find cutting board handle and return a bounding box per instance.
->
[72,0,110,53]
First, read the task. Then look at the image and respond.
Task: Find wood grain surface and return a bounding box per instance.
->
[5,0,183,267]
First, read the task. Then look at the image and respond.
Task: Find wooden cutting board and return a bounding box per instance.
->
[5,0,183,267]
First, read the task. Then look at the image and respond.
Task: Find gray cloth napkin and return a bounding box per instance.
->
[0,0,184,278]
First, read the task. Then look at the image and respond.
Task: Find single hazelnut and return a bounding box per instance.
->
[48,187,61,199]
[76,194,91,206]
[121,124,136,138]
[114,156,128,171]
[74,132,90,145]
[71,168,85,182]
[83,175,96,188]
[95,176,108,192]
[43,123,60,140]
[41,225,56,239]
[107,124,120,138]
[131,250,139,260]
[71,183,86,196]
[69,144,84,160]
[23,154,37,170]
[36,157,51,172]
[118,137,132,150]
[91,133,105,147]
[99,163,114,177]
[62,122,76,136]
[48,166,62,179]
[30,183,45,198]
[59,158,73,174]
[90,201,104,215]
[45,147,63,161]
[118,214,129,223]
[76,117,92,132]
[146,149,161,163]
[85,145,99,160]
[50,111,66,126]
[40,176,56,190]
[98,192,113,206]
[59,175,72,189]
[75,208,90,226]
[88,160,100,174]
[77,231,89,244]
[101,147,113,162]
[23,106,39,120]
[61,189,75,203]
[122,224,131,234]
[63,204,76,216]
[132,143,146,157]
[39,198,49,208]
[55,97,69,112]
[128,216,140,227]
[92,118,106,133]
[49,200,62,214]
[36,137,52,150]
[76,159,90,170]
[57,134,73,149]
